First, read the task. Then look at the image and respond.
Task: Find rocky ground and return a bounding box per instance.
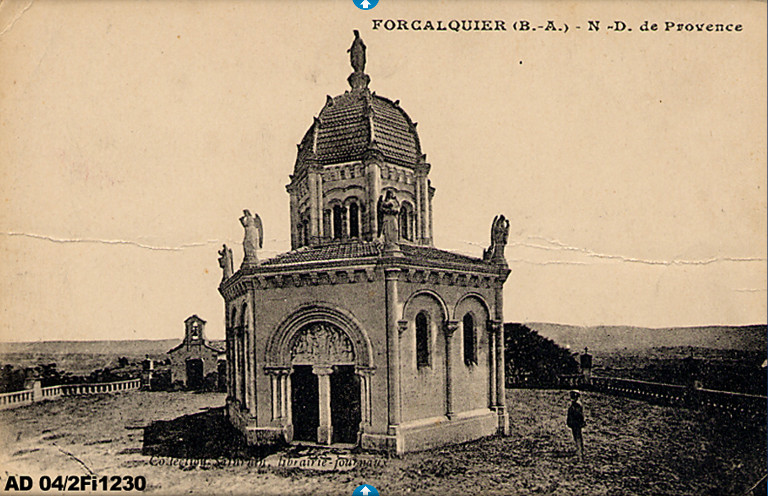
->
[0,389,764,495]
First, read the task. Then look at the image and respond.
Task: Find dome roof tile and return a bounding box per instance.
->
[294,89,422,173]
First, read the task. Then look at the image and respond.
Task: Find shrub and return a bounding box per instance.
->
[504,323,579,388]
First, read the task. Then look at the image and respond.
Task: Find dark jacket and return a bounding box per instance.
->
[567,401,585,429]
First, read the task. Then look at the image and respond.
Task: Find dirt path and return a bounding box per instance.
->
[0,390,764,495]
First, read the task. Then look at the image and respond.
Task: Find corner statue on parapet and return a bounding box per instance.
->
[240,209,263,267]
[347,29,366,73]
[218,244,234,281]
[377,189,400,248]
[483,214,510,263]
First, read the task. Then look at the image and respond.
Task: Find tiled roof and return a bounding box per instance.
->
[370,95,421,165]
[294,89,422,172]
[400,244,487,267]
[167,341,224,355]
[258,242,382,267]
[316,92,371,164]
[253,241,493,272]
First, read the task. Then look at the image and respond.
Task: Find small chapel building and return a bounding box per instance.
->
[218,33,511,454]
[167,315,225,390]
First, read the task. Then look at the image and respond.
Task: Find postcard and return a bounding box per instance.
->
[0,1,765,495]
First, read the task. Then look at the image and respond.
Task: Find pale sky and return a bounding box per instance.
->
[0,1,765,342]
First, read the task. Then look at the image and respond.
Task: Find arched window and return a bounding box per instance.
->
[349,202,360,238]
[333,205,343,239]
[463,313,476,365]
[399,208,409,240]
[416,312,430,368]
[323,210,331,240]
[299,221,309,247]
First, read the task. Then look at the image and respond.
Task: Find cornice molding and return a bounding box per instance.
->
[220,260,505,300]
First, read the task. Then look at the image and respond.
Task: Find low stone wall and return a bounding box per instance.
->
[506,373,586,389]
[0,389,35,410]
[60,379,141,396]
[590,375,767,416]
[0,378,141,411]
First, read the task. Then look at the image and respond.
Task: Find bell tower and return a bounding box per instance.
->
[184,315,206,345]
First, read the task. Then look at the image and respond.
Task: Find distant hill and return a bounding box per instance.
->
[0,339,226,356]
[0,339,226,375]
[525,323,767,353]
[0,339,183,357]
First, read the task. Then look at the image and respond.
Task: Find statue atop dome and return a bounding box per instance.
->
[348,30,366,73]
[347,30,370,91]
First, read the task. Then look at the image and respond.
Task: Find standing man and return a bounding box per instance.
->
[566,390,585,461]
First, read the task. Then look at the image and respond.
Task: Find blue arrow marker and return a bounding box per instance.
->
[352,484,380,496]
[353,0,379,10]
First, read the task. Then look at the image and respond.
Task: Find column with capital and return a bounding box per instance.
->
[229,327,235,400]
[385,268,401,430]
[246,297,257,418]
[287,183,299,249]
[445,320,459,418]
[492,320,505,405]
[280,369,289,420]
[225,313,234,400]
[314,365,334,444]
[427,182,434,245]
[365,159,381,239]
[315,169,324,241]
[281,368,293,442]
[265,367,290,421]
[284,369,293,441]
[355,366,375,429]
[308,170,320,244]
[322,209,331,243]
[415,163,431,244]
[414,170,422,240]
[489,322,497,408]
[243,330,251,412]
[269,371,279,421]
[234,328,243,406]
[493,320,508,434]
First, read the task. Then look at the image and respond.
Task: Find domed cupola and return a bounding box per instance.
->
[294,83,424,172]
[287,31,434,250]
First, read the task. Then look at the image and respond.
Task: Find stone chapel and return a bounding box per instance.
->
[218,32,511,454]
[167,315,225,390]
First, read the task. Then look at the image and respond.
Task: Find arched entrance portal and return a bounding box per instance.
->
[265,304,374,446]
[289,322,360,444]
